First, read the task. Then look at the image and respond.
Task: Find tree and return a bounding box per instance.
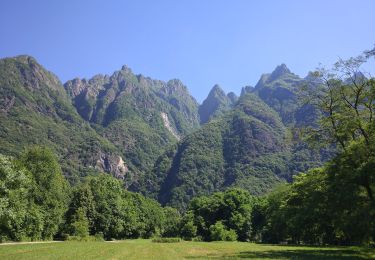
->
[70,207,89,238]
[128,192,164,238]
[88,174,128,239]
[250,197,268,242]
[0,155,31,241]
[162,207,181,237]
[179,211,197,240]
[303,50,375,204]
[301,49,375,243]
[65,182,96,235]
[283,169,334,244]
[188,188,254,241]
[222,188,253,241]
[19,147,70,240]
[261,184,290,244]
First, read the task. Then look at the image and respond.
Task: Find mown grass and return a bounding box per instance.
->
[0,239,374,259]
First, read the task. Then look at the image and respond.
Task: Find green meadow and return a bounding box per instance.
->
[0,240,374,260]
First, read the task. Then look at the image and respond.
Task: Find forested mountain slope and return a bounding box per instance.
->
[0,56,124,182]
[139,65,332,209]
[0,56,331,208]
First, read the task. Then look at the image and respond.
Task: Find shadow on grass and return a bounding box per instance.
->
[186,248,373,259]
[237,249,371,259]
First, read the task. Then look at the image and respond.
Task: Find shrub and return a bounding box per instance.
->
[180,211,197,240]
[152,237,181,243]
[65,235,104,242]
[94,232,104,241]
[192,236,203,242]
[209,221,238,241]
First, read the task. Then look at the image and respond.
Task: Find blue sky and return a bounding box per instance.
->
[0,0,374,102]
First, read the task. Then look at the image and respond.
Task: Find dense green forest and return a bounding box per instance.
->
[0,48,374,245]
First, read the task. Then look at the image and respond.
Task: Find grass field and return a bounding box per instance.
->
[0,239,374,259]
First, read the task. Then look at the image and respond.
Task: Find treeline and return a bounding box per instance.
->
[174,157,374,245]
[1,143,372,245]
[0,147,180,241]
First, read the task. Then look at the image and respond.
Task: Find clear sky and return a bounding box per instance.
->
[0,0,374,102]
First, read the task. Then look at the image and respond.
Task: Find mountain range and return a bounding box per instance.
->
[0,55,332,209]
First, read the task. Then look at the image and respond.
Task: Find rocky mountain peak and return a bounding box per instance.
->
[198,84,233,124]
[209,84,225,96]
[2,55,62,94]
[268,64,291,81]
[166,79,189,95]
[12,55,37,65]
[121,64,132,73]
[64,78,87,97]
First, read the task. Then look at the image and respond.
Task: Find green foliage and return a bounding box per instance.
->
[64,235,104,242]
[87,174,132,239]
[0,155,31,241]
[64,182,96,236]
[258,184,290,244]
[126,191,165,238]
[179,211,197,241]
[70,207,89,238]
[161,207,181,237]
[64,174,166,240]
[250,54,375,246]
[0,149,173,242]
[152,237,180,243]
[19,147,70,240]
[187,188,254,241]
[258,159,374,245]
[0,147,70,241]
[209,221,238,241]
[148,93,289,210]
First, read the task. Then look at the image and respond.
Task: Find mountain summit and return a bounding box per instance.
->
[269,63,291,80]
[198,84,236,124]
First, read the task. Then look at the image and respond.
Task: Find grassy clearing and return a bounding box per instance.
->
[0,239,374,259]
